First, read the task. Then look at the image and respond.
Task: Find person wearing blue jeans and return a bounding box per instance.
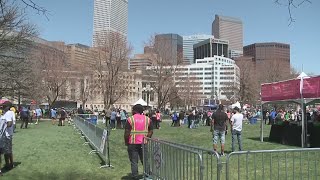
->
[110,109,117,130]
[231,107,244,152]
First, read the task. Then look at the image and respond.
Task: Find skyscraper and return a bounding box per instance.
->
[212,15,243,58]
[243,42,290,71]
[183,34,214,64]
[193,37,229,62]
[155,34,183,65]
[93,0,128,47]
[243,42,290,83]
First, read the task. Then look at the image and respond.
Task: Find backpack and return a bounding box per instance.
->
[0,116,8,149]
[20,110,28,118]
[60,110,66,118]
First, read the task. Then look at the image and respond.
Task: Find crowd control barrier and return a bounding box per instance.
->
[143,137,320,180]
[143,137,204,180]
[159,139,221,180]
[73,115,113,168]
[77,114,103,124]
[225,148,320,180]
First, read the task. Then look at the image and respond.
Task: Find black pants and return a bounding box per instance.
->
[127,144,146,177]
[20,117,29,129]
[116,117,121,129]
[156,121,160,129]
[110,120,115,129]
[105,117,110,127]
[121,120,126,129]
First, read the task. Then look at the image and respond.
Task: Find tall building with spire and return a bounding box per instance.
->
[93,0,128,47]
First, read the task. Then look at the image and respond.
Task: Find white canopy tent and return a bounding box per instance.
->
[231,101,241,109]
[132,98,148,106]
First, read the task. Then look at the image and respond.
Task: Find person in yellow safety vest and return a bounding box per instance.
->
[124,104,153,180]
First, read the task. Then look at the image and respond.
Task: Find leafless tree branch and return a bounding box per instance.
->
[275,0,312,25]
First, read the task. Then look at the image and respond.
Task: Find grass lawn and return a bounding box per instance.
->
[2,120,306,180]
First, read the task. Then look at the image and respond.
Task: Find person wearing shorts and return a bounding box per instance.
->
[51,108,57,125]
[211,104,228,156]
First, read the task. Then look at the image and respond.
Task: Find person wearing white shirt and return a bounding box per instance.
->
[230,107,244,152]
[2,106,15,170]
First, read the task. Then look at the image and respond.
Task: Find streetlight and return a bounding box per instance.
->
[142,84,153,108]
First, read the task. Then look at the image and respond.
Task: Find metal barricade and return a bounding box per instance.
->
[225,148,320,180]
[73,115,113,168]
[159,139,221,180]
[143,137,204,180]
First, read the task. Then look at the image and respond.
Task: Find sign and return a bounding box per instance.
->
[100,129,108,153]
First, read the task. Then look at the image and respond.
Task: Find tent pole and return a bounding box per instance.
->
[260,103,264,142]
[301,97,305,148]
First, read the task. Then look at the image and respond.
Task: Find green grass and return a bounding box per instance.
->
[2,120,318,180]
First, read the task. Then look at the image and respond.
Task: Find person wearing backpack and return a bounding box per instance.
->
[20,106,29,129]
[58,107,67,126]
[0,104,15,172]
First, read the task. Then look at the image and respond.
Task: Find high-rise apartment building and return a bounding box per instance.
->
[155,34,183,65]
[193,38,229,62]
[212,15,243,58]
[93,0,128,47]
[183,34,214,64]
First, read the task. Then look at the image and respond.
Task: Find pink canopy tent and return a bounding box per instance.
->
[0,99,11,105]
[260,73,320,147]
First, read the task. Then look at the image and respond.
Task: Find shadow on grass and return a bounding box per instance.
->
[1,162,22,174]
[83,138,109,168]
[121,174,143,180]
[248,137,269,142]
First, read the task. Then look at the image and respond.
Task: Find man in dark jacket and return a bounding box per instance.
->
[20,106,29,129]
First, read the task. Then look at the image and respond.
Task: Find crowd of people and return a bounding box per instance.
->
[97,107,162,131]
[0,103,76,176]
[263,107,320,125]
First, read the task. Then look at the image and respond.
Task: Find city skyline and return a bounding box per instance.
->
[26,0,320,74]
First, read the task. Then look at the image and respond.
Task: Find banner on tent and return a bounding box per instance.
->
[261,79,300,102]
[261,76,320,102]
[302,76,320,99]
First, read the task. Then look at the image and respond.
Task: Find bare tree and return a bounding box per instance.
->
[175,75,203,109]
[275,0,312,25]
[259,59,292,83]
[235,59,260,104]
[0,0,38,104]
[220,81,240,102]
[93,33,132,109]
[0,0,37,53]
[0,54,37,102]
[144,35,183,109]
[75,66,96,109]
[33,45,69,108]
